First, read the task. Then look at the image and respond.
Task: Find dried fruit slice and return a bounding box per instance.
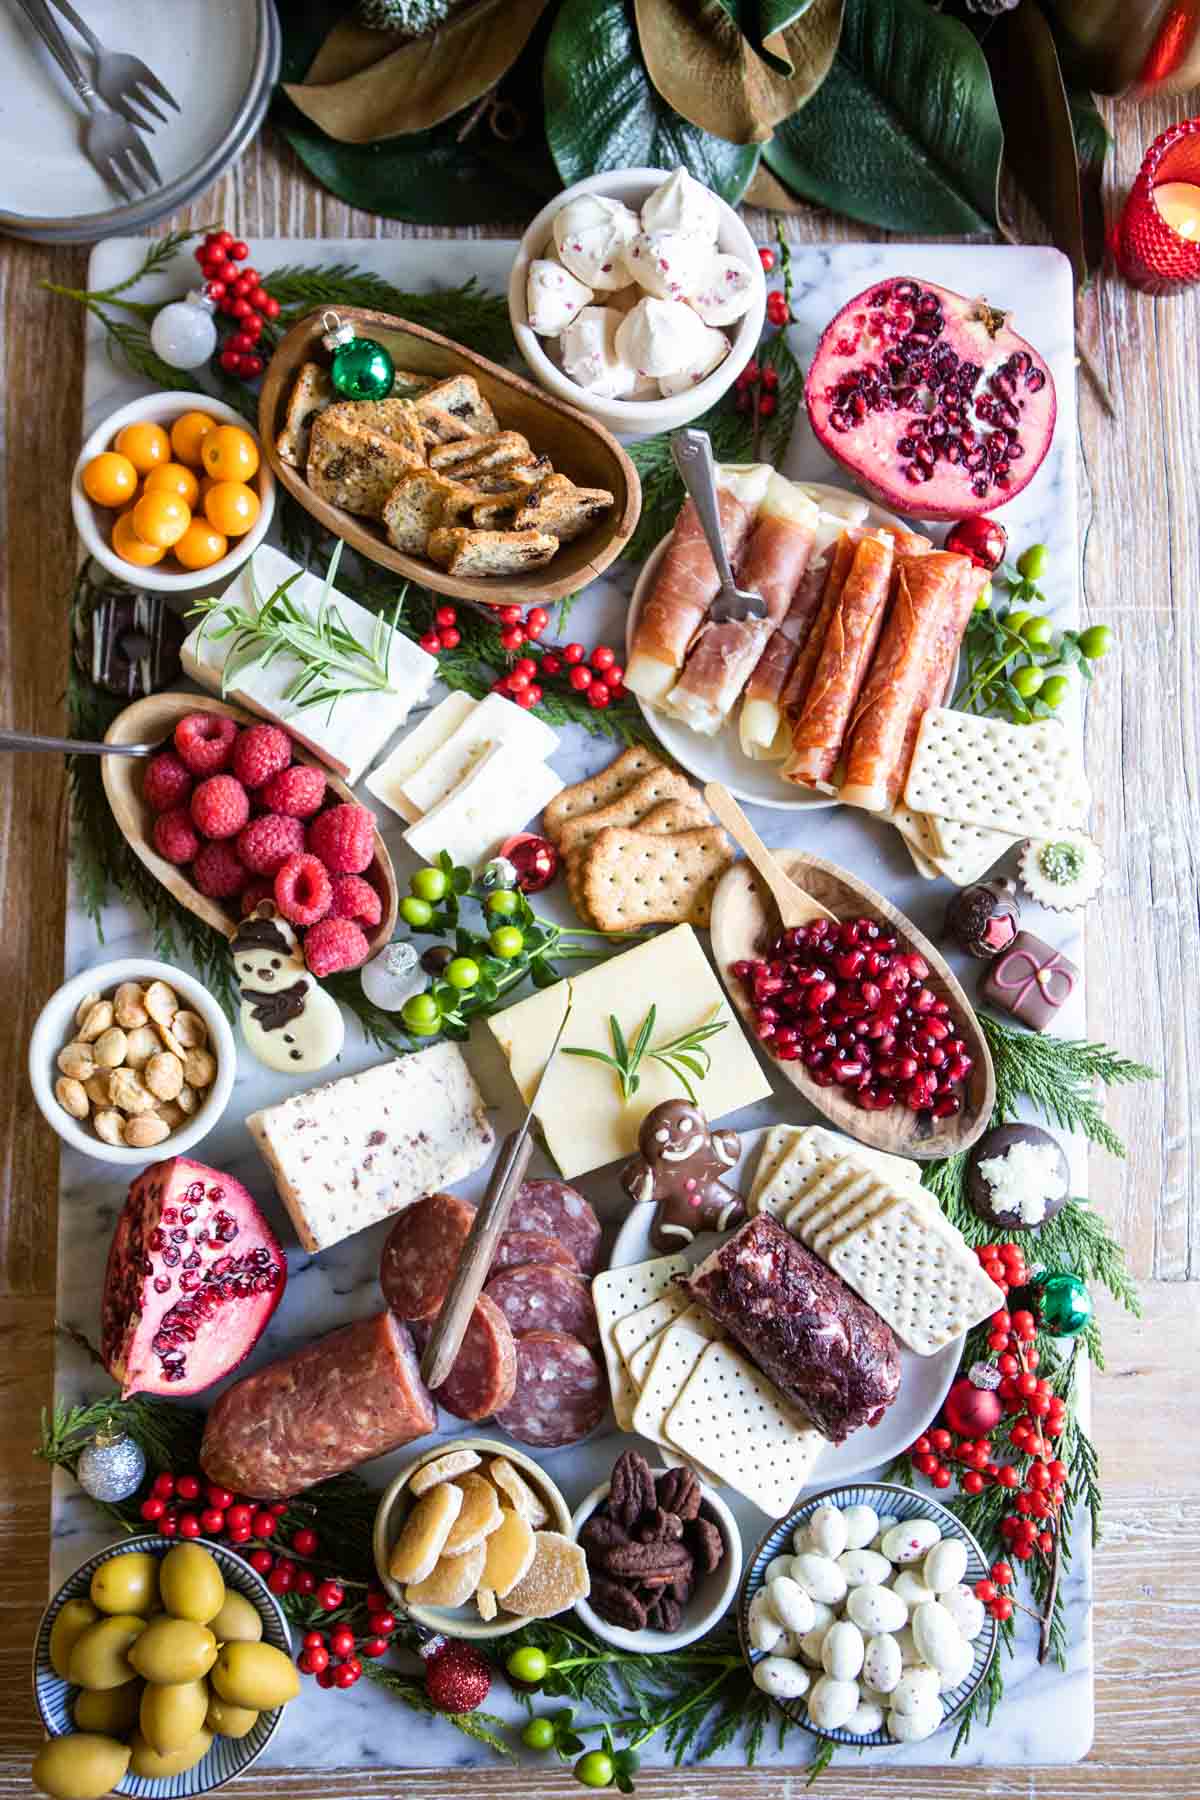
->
[481,1506,536,1599]
[442,1473,503,1557]
[409,1449,482,1497]
[488,1456,551,1528]
[502,1531,590,1619]
[476,1586,498,1622]
[806,277,1056,519]
[406,1541,486,1609]
[388,1483,464,1585]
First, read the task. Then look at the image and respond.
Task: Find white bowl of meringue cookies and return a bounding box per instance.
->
[509,166,767,435]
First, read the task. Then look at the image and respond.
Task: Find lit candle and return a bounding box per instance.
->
[1153,180,1200,239]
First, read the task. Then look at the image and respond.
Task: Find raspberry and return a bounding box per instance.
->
[191,774,251,840]
[192,840,248,899]
[307,803,374,875]
[329,874,383,928]
[233,723,293,789]
[260,763,326,818]
[142,752,193,813]
[153,807,199,865]
[238,812,305,876]
[174,711,237,775]
[304,917,370,976]
[239,880,274,916]
[274,853,332,927]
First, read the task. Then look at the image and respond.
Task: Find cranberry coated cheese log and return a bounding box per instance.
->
[683,1214,901,1443]
[784,531,896,788]
[200,1311,436,1498]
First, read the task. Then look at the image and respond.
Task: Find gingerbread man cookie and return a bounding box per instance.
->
[619,1100,745,1250]
[231,906,344,1074]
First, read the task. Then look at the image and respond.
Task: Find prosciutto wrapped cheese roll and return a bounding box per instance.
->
[840,550,977,812]
[784,530,896,788]
[662,475,818,735]
[625,463,772,703]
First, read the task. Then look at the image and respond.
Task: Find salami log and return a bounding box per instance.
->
[484,1263,600,1349]
[431,1292,517,1422]
[200,1311,435,1499]
[494,1330,608,1448]
[380,1191,476,1322]
[507,1179,602,1276]
[490,1230,578,1275]
[784,531,896,788]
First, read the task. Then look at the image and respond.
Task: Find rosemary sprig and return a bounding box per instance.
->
[562,1005,728,1104]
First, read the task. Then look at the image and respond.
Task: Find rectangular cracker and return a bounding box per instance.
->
[926,813,1020,886]
[749,1126,802,1213]
[592,1254,689,1431]
[828,1194,1007,1355]
[558,766,700,856]
[753,1132,840,1221]
[809,1183,924,1259]
[582,824,734,930]
[663,1342,826,1516]
[782,1165,877,1243]
[631,1317,723,1446]
[904,710,1089,838]
[543,745,666,844]
[887,804,941,880]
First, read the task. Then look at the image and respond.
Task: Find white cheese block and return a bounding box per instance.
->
[366,692,478,824]
[397,691,558,816]
[489,924,771,1179]
[245,1042,494,1253]
[402,742,565,873]
[180,544,437,786]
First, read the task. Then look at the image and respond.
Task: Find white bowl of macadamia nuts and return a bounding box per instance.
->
[29,959,235,1166]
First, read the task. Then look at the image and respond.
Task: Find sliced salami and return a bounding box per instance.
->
[490,1230,578,1275]
[380,1191,476,1323]
[432,1292,517,1423]
[494,1329,607,1448]
[507,1179,602,1276]
[484,1262,600,1349]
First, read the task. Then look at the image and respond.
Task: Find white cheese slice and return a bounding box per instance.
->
[403,743,565,872]
[180,544,436,786]
[366,692,478,824]
[398,691,558,816]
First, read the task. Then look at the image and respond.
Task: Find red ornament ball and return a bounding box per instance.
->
[498,832,559,894]
[944,515,1008,572]
[943,1375,1003,1437]
[425,1640,492,1715]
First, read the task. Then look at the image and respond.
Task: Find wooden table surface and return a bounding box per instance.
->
[1,96,1196,1800]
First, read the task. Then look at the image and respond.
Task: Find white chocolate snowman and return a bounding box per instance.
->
[231,907,344,1074]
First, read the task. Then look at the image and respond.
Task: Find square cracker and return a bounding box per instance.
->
[664,1342,825,1516]
[559,766,701,856]
[926,814,1019,887]
[627,1303,721,1389]
[829,1194,1007,1355]
[749,1126,804,1213]
[631,1316,723,1446]
[592,1254,688,1431]
[904,710,1089,839]
[753,1132,839,1221]
[543,745,666,844]
[582,825,734,930]
[613,1291,691,1370]
[782,1165,877,1243]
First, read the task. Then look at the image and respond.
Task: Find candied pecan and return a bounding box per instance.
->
[655,1465,701,1521]
[670,1569,695,1606]
[602,1539,694,1582]
[579,1513,630,1560]
[685,1516,725,1576]
[589,1578,647,1632]
[635,1507,684,1545]
[645,1591,685,1633]
[610,1449,657,1531]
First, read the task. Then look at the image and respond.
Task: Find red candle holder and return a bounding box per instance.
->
[1115,117,1200,293]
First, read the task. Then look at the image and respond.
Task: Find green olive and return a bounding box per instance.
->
[1040,674,1070,708]
[128,1728,213,1779]
[90,1551,159,1618]
[140,1679,210,1755]
[210,1641,300,1711]
[73,1679,142,1737]
[158,1542,225,1624]
[1020,615,1054,649]
[68,1616,146,1691]
[49,1599,99,1681]
[209,1589,262,1645]
[1011,664,1044,699]
[410,867,448,903]
[31,1733,131,1800]
[399,895,434,929]
[205,1695,259,1739]
[127,1617,217,1685]
[1017,543,1048,581]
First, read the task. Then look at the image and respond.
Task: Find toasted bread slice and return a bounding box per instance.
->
[277,362,334,468]
[514,475,615,543]
[337,398,427,463]
[426,527,559,576]
[440,481,534,524]
[471,497,521,529]
[414,375,498,437]
[382,470,458,553]
[415,407,482,448]
[443,432,532,478]
[427,433,496,471]
[391,369,439,397]
[307,411,425,518]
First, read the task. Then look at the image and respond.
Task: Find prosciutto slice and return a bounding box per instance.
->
[784,531,896,788]
[662,475,818,735]
[625,464,772,703]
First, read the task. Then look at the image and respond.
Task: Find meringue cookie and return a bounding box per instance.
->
[614,296,713,379]
[641,166,721,243]
[625,229,713,302]
[552,194,639,290]
[560,306,639,398]
[689,252,758,326]
[526,258,593,336]
[658,325,730,396]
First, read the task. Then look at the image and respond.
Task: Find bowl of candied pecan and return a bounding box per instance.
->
[571,1450,741,1652]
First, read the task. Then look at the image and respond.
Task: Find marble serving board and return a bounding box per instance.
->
[48,237,1091,1770]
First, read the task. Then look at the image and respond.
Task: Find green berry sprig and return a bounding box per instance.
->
[954,542,1113,723]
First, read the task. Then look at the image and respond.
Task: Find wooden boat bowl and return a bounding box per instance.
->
[102,693,398,958]
[259,308,642,605]
[710,851,995,1159]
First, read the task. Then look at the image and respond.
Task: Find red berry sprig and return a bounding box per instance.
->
[733,359,779,418]
[419,604,464,657]
[193,230,280,381]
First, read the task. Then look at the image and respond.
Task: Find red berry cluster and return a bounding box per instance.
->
[140,1473,295,1553]
[766,289,792,328]
[733,358,779,417]
[418,604,463,657]
[298,1589,400,1690]
[193,231,280,380]
[974,1560,1017,1624]
[535,640,625,711]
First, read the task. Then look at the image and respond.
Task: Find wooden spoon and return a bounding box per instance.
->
[102,692,398,958]
[704,782,833,930]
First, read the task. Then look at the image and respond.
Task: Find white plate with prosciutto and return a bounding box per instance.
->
[624,475,977,812]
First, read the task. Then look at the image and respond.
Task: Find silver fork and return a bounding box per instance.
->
[14,0,160,202]
[48,0,180,129]
[0,730,160,758]
[671,429,767,623]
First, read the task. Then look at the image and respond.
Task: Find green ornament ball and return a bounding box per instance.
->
[1036,1270,1092,1337]
[331,336,395,401]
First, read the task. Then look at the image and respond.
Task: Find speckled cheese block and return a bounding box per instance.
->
[245,1042,494,1252]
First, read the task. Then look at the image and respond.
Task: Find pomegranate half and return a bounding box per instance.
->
[805,277,1056,519]
[101,1156,286,1398]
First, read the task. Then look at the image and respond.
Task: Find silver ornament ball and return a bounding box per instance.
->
[76,1425,146,1503]
[360,940,426,1012]
[481,856,519,893]
[150,290,218,371]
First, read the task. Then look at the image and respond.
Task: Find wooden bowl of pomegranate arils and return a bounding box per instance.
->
[710,853,994,1159]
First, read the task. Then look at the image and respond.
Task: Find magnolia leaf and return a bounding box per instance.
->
[282,0,550,142]
[763,0,1002,234]
[712,0,823,73]
[544,0,759,201]
[635,0,843,146]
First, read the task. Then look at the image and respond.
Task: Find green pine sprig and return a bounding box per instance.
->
[262,265,516,366]
[982,1015,1156,1156]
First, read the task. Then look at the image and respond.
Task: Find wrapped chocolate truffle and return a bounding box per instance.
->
[944,878,1021,959]
[980,930,1078,1032]
[967,1124,1069,1231]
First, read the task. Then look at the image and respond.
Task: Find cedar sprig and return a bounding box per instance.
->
[261,266,515,365]
[362,1665,516,1759]
[981,1016,1156,1156]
